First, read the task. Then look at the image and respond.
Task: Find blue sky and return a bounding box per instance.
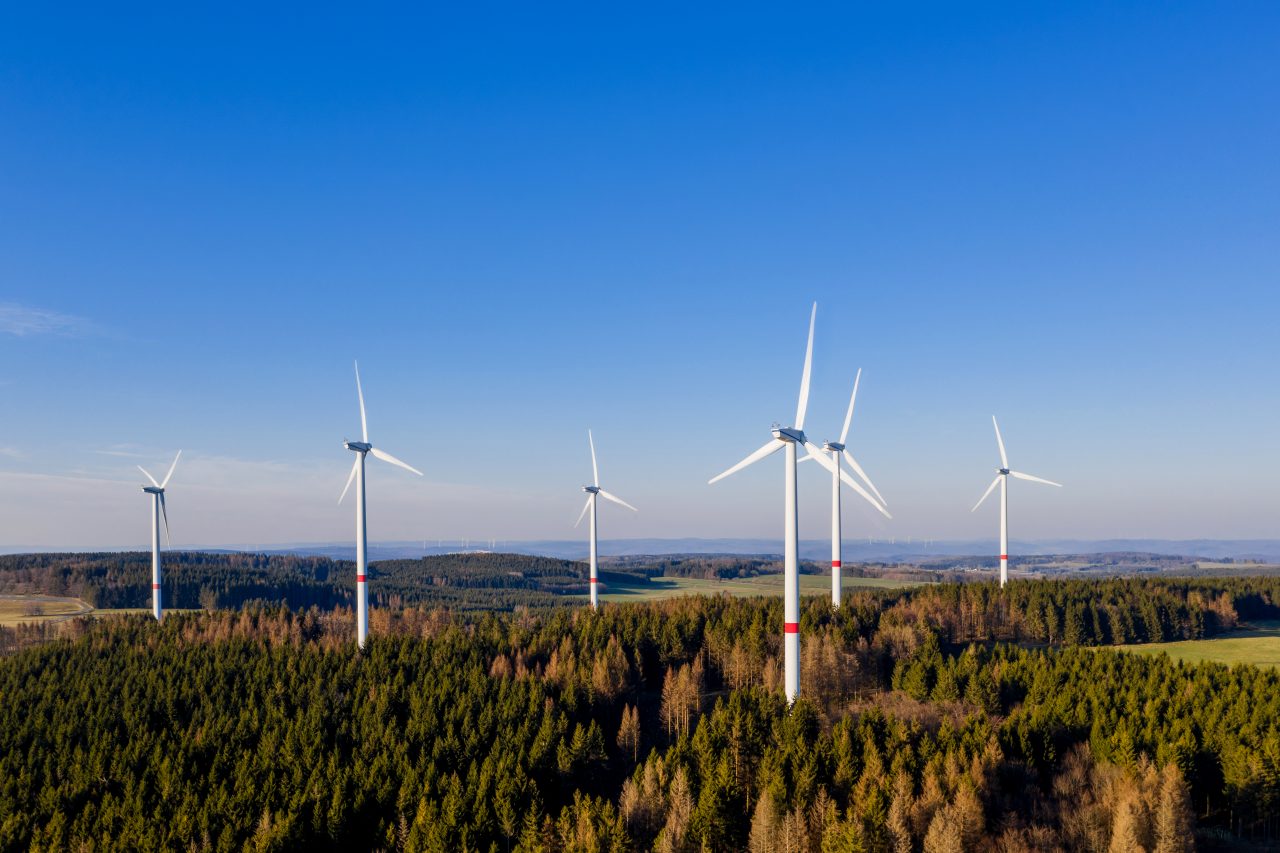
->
[1,2,1277,549]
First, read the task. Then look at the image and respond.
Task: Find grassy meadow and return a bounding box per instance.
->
[1113,620,1280,669]
[596,571,924,602]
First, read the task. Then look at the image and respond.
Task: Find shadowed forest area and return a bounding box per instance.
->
[2,573,1280,850]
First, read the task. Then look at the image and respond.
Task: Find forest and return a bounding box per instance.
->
[2,571,1280,851]
[0,551,615,611]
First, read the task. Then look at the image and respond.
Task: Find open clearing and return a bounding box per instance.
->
[597,572,923,603]
[0,595,93,626]
[1114,621,1280,669]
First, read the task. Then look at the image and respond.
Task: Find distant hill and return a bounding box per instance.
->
[182,537,1280,563]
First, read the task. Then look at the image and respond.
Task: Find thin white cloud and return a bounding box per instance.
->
[0,447,22,459]
[0,302,94,337]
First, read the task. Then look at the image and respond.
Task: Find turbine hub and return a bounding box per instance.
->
[824,441,844,452]
[583,485,600,493]
[345,440,372,452]
[998,468,1010,475]
[773,427,805,444]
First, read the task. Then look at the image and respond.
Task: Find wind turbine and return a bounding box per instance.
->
[709,302,876,704]
[339,362,423,648]
[971,416,1062,588]
[814,369,890,608]
[575,430,637,609]
[138,451,181,622]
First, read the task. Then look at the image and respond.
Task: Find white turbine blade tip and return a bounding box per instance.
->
[338,456,359,504]
[795,302,817,430]
[709,439,783,484]
[840,369,861,445]
[1011,470,1063,487]
[599,489,638,512]
[971,475,1001,512]
[588,430,599,487]
[574,494,593,528]
[992,416,1008,468]
[354,362,368,443]
[842,449,886,506]
[371,447,423,476]
[161,450,182,489]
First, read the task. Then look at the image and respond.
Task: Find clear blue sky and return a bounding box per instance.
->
[1,2,1277,549]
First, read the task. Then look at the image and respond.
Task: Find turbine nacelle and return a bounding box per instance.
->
[998,467,1010,475]
[773,427,806,444]
[823,440,845,453]
[142,486,164,495]
[345,440,372,453]
[583,485,600,494]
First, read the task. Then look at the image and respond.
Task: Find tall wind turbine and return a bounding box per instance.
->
[575,430,637,610]
[971,416,1062,588]
[816,370,889,608]
[339,362,423,648]
[138,451,181,622]
[709,303,878,704]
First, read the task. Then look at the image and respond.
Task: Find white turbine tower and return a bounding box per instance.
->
[339,362,423,648]
[815,370,889,608]
[138,451,181,622]
[971,416,1062,588]
[709,303,875,704]
[575,430,637,610]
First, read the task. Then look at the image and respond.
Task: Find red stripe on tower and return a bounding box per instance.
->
[831,560,842,568]
[589,578,599,584]
[999,555,1008,561]
[356,574,367,583]
[152,583,161,590]
[784,622,799,634]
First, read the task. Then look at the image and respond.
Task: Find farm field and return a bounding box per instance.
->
[0,595,92,626]
[597,571,924,602]
[1114,621,1280,669]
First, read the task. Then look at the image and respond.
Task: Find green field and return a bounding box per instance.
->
[596,572,923,603]
[1113,621,1280,669]
[0,595,92,626]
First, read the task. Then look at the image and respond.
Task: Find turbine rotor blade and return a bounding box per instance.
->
[159,492,171,549]
[805,440,890,518]
[1010,470,1063,488]
[339,456,359,504]
[972,475,1001,512]
[842,448,886,507]
[574,494,593,528]
[992,416,1008,469]
[161,450,182,489]
[795,302,817,430]
[355,361,368,443]
[588,429,599,487]
[709,439,784,485]
[137,466,160,488]
[598,489,638,512]
[839,368,861,445]
[371,446,424,476]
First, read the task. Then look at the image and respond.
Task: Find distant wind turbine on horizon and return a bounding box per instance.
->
[339,362,422,649]
[138,451,181,622]
[709,302,873,705]
[972,416,1062,588]
[575,430,637,610]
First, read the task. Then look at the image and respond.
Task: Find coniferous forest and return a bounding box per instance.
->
[3,571,1280,851]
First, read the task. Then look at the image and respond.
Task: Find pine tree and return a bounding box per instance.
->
[887,772,914,853]
[617,704,641,763]
[1153,764,1193,853]
[748,791,780,853]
